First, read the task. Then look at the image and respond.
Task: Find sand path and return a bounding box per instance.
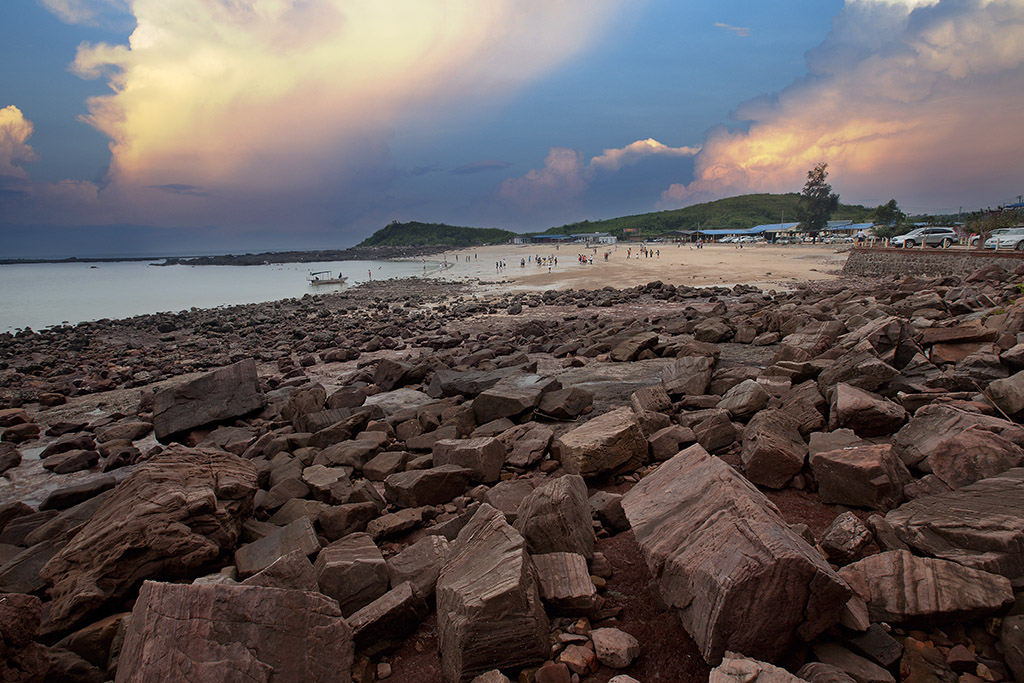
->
[413,242,850,292]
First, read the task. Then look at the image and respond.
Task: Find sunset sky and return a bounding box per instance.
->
[2,0,1023,257]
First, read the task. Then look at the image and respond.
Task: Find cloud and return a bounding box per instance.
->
[452,160,513,175]
[40,0,131,27]
[589,138,699,172]
[714,22,751,37]
[497,138,698,215]
[147,183,208,197]
[663,0,1024,211]
[57,0,624,223]
[0,106,39,180]
[498,147,587,211]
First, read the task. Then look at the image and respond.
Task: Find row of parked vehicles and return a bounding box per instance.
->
[889,226,1024,250]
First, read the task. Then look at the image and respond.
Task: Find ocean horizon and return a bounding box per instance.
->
[0,258,436,333]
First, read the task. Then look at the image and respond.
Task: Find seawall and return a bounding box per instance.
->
[843,246,1024,278]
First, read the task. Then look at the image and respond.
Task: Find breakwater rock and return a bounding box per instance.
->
[3,269,1024,681]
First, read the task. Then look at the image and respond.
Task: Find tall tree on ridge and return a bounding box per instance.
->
[798,162,839,242]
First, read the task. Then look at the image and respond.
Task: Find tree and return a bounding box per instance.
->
[797,162,839,240]
[871,199,907,238]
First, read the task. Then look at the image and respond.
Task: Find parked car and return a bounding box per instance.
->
[983,227,1024,250]
[890,227,958,248]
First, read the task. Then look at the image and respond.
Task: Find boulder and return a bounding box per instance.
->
[483,479,537,524]
[386,534,451,600]
[514,474,595,559]
[41,449,258,633]
[235,517,321,579]
[427,365,531,399]
[621,444,850,665]
[884,468,1024,582]
[819,511,873,565]
[433,437,506,484]
[319,502,379,542]
[709,653,806,683]
[0,592,49,682]
[892,404,1024,469]
[315,533,389,617]
[240,549,318,591]
[810,444,911,511]
[114,580,352,683]
[348,581,428,654]
[362,451,409,481]
[383,465,473,508]
[838,550,1013,623]
[552,407,647,478]
[610,332,659,362]
[589,490,629,532]
[740,409,807,489]
[153,359,265,442]
[531,552,597,615]
[989,370,1024,417]
[816,347,898,397]
[717,379,770,420]
[0,442,21,474]
[42,449,99,474]
[472,375,559,424]
[662,356,715,397]
[829,383,906,437]
[926,425,1023,489]
[691,411,737,454]
[498,422,554,469]
[811,643,895,683]
[648,424,696,462]
[537,388,593,420]
[590,627,640,669]
[436,505,549,683]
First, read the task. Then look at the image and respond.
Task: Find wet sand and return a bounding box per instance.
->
[417,242,850,292]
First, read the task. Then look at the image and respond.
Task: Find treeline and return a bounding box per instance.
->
[539,193,873,238]
[358,221,516,247]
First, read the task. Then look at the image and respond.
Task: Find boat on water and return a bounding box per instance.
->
[307,270,347,285]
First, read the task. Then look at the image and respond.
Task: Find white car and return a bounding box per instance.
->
[984,227,1024,250]
[890,227,958,248]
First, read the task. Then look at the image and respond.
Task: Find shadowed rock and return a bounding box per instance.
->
[153,359,265,442]
[115,580,353,683]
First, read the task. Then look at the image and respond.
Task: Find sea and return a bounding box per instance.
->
[0,258,442,333]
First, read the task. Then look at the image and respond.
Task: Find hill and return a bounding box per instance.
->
[358,221,516,248]
[539,193,873,238]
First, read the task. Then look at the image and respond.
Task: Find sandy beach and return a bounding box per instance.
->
[418,242,850,292]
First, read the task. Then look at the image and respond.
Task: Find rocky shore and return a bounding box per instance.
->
[4,261,1024,682]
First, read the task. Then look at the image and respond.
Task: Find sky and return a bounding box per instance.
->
[1,0,1023,257]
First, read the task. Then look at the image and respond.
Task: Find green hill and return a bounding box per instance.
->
[359,221,516,248]
[538,193,873,238]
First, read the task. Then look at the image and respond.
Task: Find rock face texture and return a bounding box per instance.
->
[810,444,911,511]
[839,550,1014,623]
[621,444,850,665]
[884,468,1024,582]
[41,449,258,632]
[436,505,549,683]
[115,580,353,683]
[153,359,265,441]
[552,407,647,478]
[514,474,595,560]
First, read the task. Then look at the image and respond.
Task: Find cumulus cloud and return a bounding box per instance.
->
[662,0,1024,211]
[40,0,130,27]
[0,106,39,180]
[498,138,698,213]
[56,0,624,224]
[714,22,751,37]
[590,138,699,172]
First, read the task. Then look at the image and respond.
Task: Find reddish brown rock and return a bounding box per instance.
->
[709,653,805,683]
[926,425,1023,489]
[892,404,1024,469]
[0,442,22,474]
[0,592,49,682]
[838,550,1013,623]
[433,437,506,484]
[662,356,716,396]
[552,407,647,478]
[740,409,807,489]
[315,532,389,617]
[621,444,849,665]
[115,580,353,683]
[537,387,593,420]
[383,465,473,508]
[41,449,258,632]
[437,504,549,683]
[153,359,265,442]
[531,551,597,615]
[42,449,99,474]
[829,383,906,437]
[810,444,911,511]
[514,474,595,559]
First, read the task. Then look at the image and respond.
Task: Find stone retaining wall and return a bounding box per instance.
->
[843,247,1024,278]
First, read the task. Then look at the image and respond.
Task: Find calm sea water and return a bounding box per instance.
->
[0,259,437,332]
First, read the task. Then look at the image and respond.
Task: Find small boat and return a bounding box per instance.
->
[307,270,347,285]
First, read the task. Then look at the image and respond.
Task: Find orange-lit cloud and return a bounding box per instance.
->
[662,0,1024,211]
[64,0,625,216]
[0,106,38,179]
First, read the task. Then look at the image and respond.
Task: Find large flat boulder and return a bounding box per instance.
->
[436,504,549,683]
[621,444,850,665]
[153,359,265,442]
[41,449,258,632]
[114,580,353,683]
[662,356,715,397]
[383,465,473,508]
[892,404,1024,469]
[552,407,647,478]
[433,437,506,484]
[810,444,911,512]
[838,550,1013,623]
[884,468,1024,583]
